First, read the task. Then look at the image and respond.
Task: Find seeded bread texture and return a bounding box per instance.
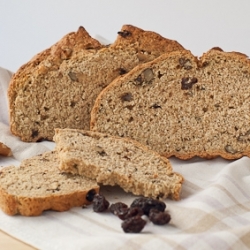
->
[90,48,250,160]
[0,151,99,216]
[0,142,12,156]
[54,128,183,200]
[8,25,185,142]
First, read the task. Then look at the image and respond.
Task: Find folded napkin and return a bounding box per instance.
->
[0,67,250,250]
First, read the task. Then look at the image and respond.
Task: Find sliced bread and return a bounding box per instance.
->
[53,128,184,200]
[90,48,250,159]
[0,151,99,216]
[8,25,185,142]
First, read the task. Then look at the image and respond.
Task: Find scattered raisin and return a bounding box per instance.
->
[121,215,147,233]
[149,209,171,225]
[86,189,97,202]
[110,202,128,215]
[116,207,144,220]
[130,197,166,216]
[117,30,131,38]
[93,194,110,212]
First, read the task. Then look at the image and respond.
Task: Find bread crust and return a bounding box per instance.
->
[90,48,250,160]
[0,142,12,156]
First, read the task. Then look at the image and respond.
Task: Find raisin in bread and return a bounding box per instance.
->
[8,25,185,142]
[54,128,183,200]
[90,48,250,160]
[0,151,99,216]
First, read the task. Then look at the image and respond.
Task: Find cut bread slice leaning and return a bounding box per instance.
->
[8,25,185,142]
[90,48,250,160]
[54,128,184,200]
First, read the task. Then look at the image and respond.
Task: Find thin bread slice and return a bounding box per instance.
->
[0,151,99,216]
[8,24,185,142]
[90,48,250,160]
[54,128,183,200]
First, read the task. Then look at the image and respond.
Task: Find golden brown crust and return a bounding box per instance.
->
[0,142,12,156]
[91,49,250,160]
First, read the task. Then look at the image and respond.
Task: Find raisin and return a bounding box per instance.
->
[116,207,144,220]
[119,68,127,75]
[92,194,110,212]
[149,209,171,225]
[110,202,128,213]
[130,197,166,216]
[31,129,39,138]
[181,77,198,90]
[86,189,97,202]
[121,215,146,233]
[117,30,131,38]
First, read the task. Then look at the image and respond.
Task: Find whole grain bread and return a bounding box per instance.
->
[90,48,250,160]
[54,128,183,200]
[0,151,99,216]
[8,25,185,142]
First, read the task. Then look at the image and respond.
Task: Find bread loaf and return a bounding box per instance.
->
[8,25,185,142]
[90,48,250,159]
[54,128,183,200]
[0,151,99,216]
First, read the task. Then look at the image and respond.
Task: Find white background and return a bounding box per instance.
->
[0,0,250,73]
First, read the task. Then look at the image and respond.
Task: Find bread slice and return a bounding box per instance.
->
[0,151,99,216]
[90,48,250,160]
[54,128,183,200]
[8,25,185,142]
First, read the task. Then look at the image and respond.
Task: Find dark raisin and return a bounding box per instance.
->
[119,68,127,75]
[86,189,97,202]
[181,77,198,90]
[110,202,128,215]
[31,130,39,138]
[149,209,171,225]
[121,215,146,233]
[117,30,131,38]
[211,47,223,52]
[93,194,110,212]
[118,207,144,220]
[70,101,76,107]
[130,197,166,216]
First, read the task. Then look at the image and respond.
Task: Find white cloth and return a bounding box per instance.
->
[0,67,250,250]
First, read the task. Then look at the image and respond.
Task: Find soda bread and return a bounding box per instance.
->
[53,128,184,200]
[90,48,250,159]
[8,25,185,142]
[0,151,99,216]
